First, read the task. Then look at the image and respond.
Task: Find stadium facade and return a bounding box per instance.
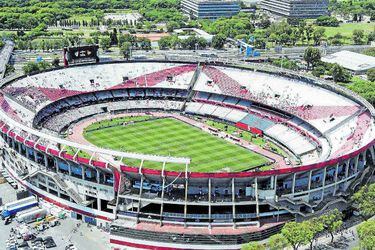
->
[260,0,329,19]
[181,0,241,19]
[0,61,374,249]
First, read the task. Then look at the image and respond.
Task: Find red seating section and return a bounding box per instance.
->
[0,93,21,122]
[38,87,85,102]
[110,64,197,89]
[202,66,253,99]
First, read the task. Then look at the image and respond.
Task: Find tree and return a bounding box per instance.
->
[4,64,15,77]
[22,61,50,74]
[312,65,326,77]
[51,58,60,67]
[352,183,375,218]
[321,209,343,243]
[23,62,40,74]
[166,21,180,32]
[281,221,310,250]
[241,242,266,250]
[268,233,289,250]
[353,29,365,44]
[363,47,375,57]
[158,36,170,50]
[110,28,118,46]
[330,63,352,83]
[367,68,375,82]
[212,33,227,49]
[315,16,340,27]
[304,24,314,44]
[347,77,375,106]
[120,42,132,60]
[304,47,321,69]
[100,37,111,51]
[357,220,375,250]
[312,27,326,45]
[305,218,324,250]
[330,32,344,45]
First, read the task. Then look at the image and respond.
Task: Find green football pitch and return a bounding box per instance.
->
[83,117,269,172]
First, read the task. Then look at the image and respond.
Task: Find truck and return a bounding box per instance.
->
[1,196,38,219]
[16,208,47,224]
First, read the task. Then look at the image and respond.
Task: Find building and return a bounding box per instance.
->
[174,28,214,43]
[104,12,142,26]
[181,0,241,19]
[0,61,374,249]
[322,50,375,74]
[260,0,329,19]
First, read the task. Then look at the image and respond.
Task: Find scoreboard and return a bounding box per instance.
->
[63,45,99,67]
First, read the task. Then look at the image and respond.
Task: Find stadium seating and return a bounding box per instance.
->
[265,124,316,156]
[239,114,275,131]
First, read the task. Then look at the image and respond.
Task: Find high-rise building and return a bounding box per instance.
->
[260,0,329,19]
[181,0,241,19]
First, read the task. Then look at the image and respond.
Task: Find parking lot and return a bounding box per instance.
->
[1,214,110,250]
[0,181,110,250]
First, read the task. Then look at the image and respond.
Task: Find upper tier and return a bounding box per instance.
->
[0,61,374,172]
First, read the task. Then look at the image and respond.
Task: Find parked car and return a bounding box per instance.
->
[4,217,12,225]
[43,236,56,248]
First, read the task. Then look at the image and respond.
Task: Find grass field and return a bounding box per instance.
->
[324,22,374,37]
[83,117,269,172]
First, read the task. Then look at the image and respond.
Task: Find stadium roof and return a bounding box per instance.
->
[321,50,375,73]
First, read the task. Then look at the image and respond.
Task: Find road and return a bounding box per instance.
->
[0,40,14,78]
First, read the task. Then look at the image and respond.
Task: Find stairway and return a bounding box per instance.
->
[182,63,201,111]
[25,170,92,206]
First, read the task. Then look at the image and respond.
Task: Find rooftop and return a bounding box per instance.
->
[322,50,375,73]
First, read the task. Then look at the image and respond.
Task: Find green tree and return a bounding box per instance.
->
[330,63,352,83]
[321,209,343,243]
[304,24,314,44]
[357,220,375,250]
[23,62,40,74]
[166,21,180,32]
[367,68,375,82]
[100,37,111,51]
[367,31,375,44]
[241,241,266,250]
[22,61,50,74]
[330,32,344,45]
[158,36,170,50]
[305,218,324,250]
[347,77,375,105]
[120,42,132,60]
[51,58,60,67]
[212,34,227,49]
[4,64,15,77]
[363,47,375,57]
[353,29,365,44]
[312,65,326,77]
[352,183,375,218]
[315,16,340,27]
[313,27,326,45]
[304,47,321,69]
[38,61,51,71]
[268,233,289,250]
[281,221,310,250]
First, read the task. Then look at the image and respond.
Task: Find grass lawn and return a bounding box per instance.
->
[324,22,374,37]
[83,117,269,172]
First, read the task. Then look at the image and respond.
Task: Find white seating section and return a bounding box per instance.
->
[265,124,316,156]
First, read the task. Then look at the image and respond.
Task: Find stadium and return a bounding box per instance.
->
[0,59,374,249]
